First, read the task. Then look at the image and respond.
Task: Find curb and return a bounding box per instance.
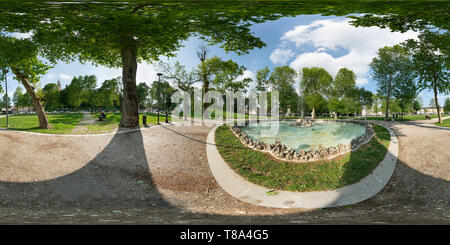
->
[206,122,398,209]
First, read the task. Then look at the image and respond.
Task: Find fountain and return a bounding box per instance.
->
[230,120,374,162]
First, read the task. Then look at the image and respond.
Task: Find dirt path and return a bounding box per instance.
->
[0,120,448,224]
[71,113,98,134]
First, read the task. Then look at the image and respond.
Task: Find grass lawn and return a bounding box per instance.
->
[435,117,450,127]
[0,113,83,134]
[215,123,390,192]
[0,112,172,134]
[88,112,172,132]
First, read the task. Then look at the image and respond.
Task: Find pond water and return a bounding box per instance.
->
[241,121,366,150]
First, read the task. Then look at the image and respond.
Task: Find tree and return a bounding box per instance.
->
[1,93,11,110]
[79,75,98,113]
[99,77,121,109]
[392,73,417,116]
[0,36,51,129]
[5,3,277,127]
[13,86,24,111]
[413,99,422,113]
[2,1,447,126]
[212,59,250,93]
[328,68,358,119]
[66,77,85,112]
[255,66,270,91]
[355,87,374,117]
[267,66,298,115]
[137,82,150,111]
[300,67,332,119]
[340,96,356,116]
[334,68,357,97]
[327,97,342,119]
[370,45,413,119]
[403,31,450,123]
[150,80,174,112]
[157,61,197,92]
[444,97,450,113]
[42,83,60,111]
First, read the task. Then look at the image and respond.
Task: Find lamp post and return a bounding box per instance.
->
[2,69,8,128]
[156,72,162,124]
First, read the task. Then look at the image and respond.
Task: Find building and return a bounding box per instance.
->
[417,107,444,115]
[57,80,61,91]
[361,106,383,117]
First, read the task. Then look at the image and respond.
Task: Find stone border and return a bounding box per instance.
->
[206,122,398,209]
[230,119,374,162]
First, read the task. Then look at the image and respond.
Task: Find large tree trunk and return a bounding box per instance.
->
[433,79,442,124]
[11,68,50,129]
[119,43,139,128]
[311,107,315,119]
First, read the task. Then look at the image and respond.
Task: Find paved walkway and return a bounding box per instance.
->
[0,118,448,224]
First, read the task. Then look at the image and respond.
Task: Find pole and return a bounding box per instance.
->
[2,69,8,128]
[157,73,162,124]
[5,72,7,128]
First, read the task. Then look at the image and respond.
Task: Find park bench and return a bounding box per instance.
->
[99,113,106,121]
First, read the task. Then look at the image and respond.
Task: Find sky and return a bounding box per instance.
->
[2,14,448,107]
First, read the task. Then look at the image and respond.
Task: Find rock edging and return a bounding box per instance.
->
[230,120,374,162]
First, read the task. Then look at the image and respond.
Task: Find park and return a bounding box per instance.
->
[0,0,449,226]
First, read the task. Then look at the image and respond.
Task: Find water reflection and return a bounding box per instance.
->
[241,121,366,150]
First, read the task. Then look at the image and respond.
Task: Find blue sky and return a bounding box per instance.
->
[2,14,448,107]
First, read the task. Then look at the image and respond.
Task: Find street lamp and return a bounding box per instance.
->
[157,72,162,124]
[2,69,8,128]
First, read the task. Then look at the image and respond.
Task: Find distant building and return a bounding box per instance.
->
[417,107,444,115]
[362,106,383,117]
[57,80,61,91]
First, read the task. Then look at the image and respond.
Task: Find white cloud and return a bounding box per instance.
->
[272,18,418,85]
[269,48,294,65]
[10,32,33,39]
[238,70,255,81]
[136,62,158,86]
[58,73,72,81]
[46,73,56,80]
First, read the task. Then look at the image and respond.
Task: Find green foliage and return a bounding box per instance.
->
[158,61,197,92]
[0,36,52,86]
[334,68,357,97]
[413,99,422,111]
[150,80,175,111]
[255,66,270,91]
[370,45,413,117]
[403,31,450,119]
[300,67,332,117]
[212,58,250,93]
[444,97,450,113]
[42,83,61,111]
[137,82,150,109]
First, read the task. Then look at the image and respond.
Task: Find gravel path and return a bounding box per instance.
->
[71,113,99,134]
[0,119,448,224]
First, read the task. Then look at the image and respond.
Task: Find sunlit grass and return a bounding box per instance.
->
[0,113,83,134]
[435,118,450,127]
